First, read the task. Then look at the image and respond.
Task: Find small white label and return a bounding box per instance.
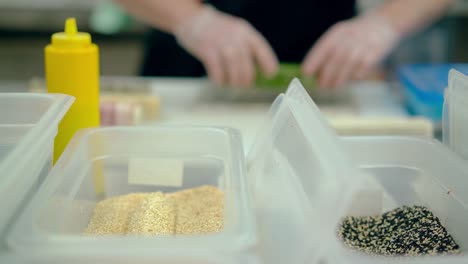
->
[128,158,183,187]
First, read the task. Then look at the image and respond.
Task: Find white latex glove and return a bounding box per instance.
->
[302,13,401,88]
[175,6,278,87]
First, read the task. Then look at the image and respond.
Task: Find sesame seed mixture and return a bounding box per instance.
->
[85,185,224,236]
[168,185,224,235]
[127,192,176,235]
[339,205,460,256]
[84,193,147,235]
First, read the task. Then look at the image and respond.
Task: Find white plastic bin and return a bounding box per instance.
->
[8,126,258,263]
[337,136,468,263]
[0,93,73,242]
[329,70,468,263]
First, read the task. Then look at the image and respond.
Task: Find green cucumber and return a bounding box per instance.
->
[256,63,317,90]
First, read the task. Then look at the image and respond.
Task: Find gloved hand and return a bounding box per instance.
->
[302,13,401,88]
[175,5,278,87]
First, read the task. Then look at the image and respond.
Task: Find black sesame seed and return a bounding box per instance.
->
[338,206,461,256]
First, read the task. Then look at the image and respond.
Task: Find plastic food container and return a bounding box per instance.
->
[0,93,73,242]
[7,76,468,264]
[338,137,468,264]
[11,126,259,262]
[332,69,468,264]
[398,64,468,123]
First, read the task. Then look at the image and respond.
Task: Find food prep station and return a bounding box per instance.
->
[0,72,467,263]
[1,1,468,262]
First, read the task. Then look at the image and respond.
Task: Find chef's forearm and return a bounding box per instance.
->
[374,0,454,37]
[114,0,203,33]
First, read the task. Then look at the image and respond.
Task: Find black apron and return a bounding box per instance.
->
[141,0,356,77]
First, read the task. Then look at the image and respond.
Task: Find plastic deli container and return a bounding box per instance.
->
[7,76,468,264]
[338,137,468,264]
[0,93,73,242]
[333,69,468,264]
[398,64,468,123]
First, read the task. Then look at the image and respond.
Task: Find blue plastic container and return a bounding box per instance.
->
[398,64,468,122]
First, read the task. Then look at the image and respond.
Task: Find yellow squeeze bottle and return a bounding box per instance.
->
[46,18,100,163]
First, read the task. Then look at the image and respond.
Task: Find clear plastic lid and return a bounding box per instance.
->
[247,79,364,264]
[443,69,468,160]
[0,93,73,239]
[0,93,74,178]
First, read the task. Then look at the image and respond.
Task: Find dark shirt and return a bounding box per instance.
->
[141,0,356,76]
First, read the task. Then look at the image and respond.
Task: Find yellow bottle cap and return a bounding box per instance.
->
[51,18,92,47]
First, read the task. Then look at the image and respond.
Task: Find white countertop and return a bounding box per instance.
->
[0,77,432,151]
[143,78,431,151]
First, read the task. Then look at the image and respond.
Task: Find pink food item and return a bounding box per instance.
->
[100,100,115,126]
[115,101,134,126]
